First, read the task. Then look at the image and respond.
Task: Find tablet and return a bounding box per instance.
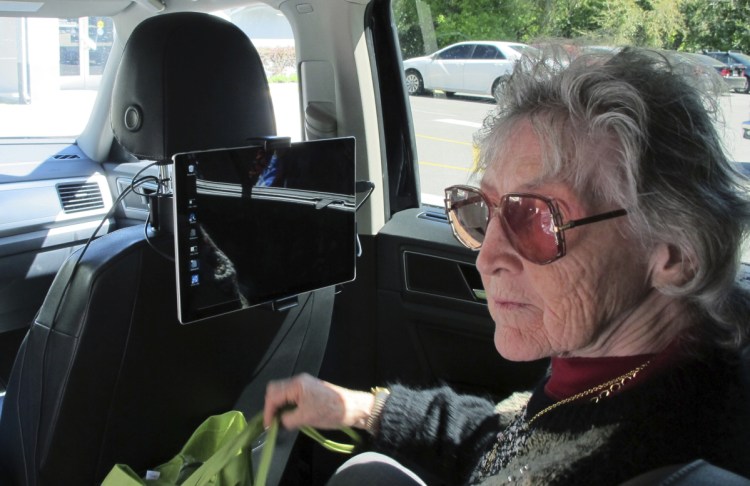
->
[172,137,356,324]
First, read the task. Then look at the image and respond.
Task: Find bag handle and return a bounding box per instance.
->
[299,425,361,454]
[182,412,360,486]
[254,420,361,485]
[180,413,265,486]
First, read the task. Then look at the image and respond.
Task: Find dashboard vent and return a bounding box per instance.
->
[57,182,105,213]
[53,154,81,160]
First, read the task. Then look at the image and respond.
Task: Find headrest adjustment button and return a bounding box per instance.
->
[124,105,142,131]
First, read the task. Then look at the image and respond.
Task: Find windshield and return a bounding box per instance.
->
[0,8,300,146]
[393,0,750,206]
[0,16,113,141]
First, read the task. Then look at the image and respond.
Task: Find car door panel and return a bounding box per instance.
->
[428,60,463,91]
[463,60,512,95]
[375,207,549,399]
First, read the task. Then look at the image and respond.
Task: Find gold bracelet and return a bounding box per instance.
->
[365,387,390,435]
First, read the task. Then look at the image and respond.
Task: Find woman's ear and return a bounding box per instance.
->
[649,242,694,288]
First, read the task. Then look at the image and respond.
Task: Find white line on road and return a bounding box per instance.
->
[435,118,482,128]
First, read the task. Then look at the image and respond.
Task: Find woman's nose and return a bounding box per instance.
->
[476,216,523,276]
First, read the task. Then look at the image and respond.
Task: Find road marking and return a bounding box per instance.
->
[435,118,482,128]
[419,161,473,172]
[416,134,473,146]
[421,193,445,207]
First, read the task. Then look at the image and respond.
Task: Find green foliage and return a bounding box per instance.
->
[393,0,425,58]
[267,73,298,84]
[428,0,544,46]
[680,0,750,52]
[544,0,608,39]
[256,46,296,77]
[393,0,750,58]
[596,0,685,48]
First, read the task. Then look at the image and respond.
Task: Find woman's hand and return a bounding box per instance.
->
[263,373,375,430]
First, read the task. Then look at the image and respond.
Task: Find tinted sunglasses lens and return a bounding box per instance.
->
[446,187,488,250]
[501,195,561,263]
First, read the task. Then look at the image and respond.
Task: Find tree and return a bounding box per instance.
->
[537,0,608,39]
[393,0,426,58]
[680,0,750,52]
[595,0,685,48]
[393,0,750,60]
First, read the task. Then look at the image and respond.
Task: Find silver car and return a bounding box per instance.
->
[676,52,747,93]
[403,41,539,102]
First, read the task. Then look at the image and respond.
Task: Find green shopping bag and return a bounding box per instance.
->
[103,411,268,486]
[103,410,360,486]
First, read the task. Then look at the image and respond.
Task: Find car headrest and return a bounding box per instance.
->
[111,12,276,161]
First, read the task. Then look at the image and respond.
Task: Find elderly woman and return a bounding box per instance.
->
[263,47,750,484]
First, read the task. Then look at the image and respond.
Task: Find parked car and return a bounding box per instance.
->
[703,51,750,93]
[675,52,746,93]
[403,40,539,102]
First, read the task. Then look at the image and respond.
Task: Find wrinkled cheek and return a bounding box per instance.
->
[547,283,608,353]
[492,311,549,362]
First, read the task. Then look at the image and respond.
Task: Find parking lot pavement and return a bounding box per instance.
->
[719,92,750,163]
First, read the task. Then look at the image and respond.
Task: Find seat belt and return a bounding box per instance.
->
[234,286,336,486]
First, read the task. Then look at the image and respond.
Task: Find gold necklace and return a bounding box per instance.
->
[527,359,651,426]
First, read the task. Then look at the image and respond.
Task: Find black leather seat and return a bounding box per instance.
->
[622,460,750,485]
[0,12,335,486]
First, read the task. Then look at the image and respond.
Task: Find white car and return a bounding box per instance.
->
[403,41,539,101]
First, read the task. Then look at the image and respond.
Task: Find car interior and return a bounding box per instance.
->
[0,0,746,485]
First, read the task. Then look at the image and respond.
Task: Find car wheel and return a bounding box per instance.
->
[744,75,750,94]
[405,70,424,96]
[492,75,509,103]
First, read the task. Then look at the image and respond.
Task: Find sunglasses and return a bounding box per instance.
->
[444,185,627,265]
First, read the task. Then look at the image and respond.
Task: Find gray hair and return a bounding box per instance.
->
[476,46,750,350]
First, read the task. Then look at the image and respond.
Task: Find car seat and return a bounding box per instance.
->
[0,12,335,486]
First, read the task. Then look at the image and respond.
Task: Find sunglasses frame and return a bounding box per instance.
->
[444,185,627,264]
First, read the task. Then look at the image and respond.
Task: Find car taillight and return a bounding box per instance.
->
[721,67,731,76]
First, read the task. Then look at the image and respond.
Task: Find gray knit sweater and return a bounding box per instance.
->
[372,349,750,485]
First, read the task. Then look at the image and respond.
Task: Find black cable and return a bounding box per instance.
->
[65,176,155,281]
[50,163,160,324]
[144,212,175,262]
[140,162,176,262]
[36,162,163,465]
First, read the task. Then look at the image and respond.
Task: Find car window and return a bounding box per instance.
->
[393,1,750,207]
[473,45,503,60]
[0,7,300,151]
[693,54,723,67]
[221,6,300,141]
[437,44,474,60]
[707,52,730,64]
[729,52,750,64]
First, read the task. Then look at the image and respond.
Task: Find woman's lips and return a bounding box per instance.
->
[495,300,526,310]
[491,299,527,311]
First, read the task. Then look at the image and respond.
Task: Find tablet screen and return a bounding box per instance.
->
[172,137,356,324]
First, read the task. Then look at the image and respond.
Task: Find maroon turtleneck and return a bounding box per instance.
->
[544,339,685,401]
